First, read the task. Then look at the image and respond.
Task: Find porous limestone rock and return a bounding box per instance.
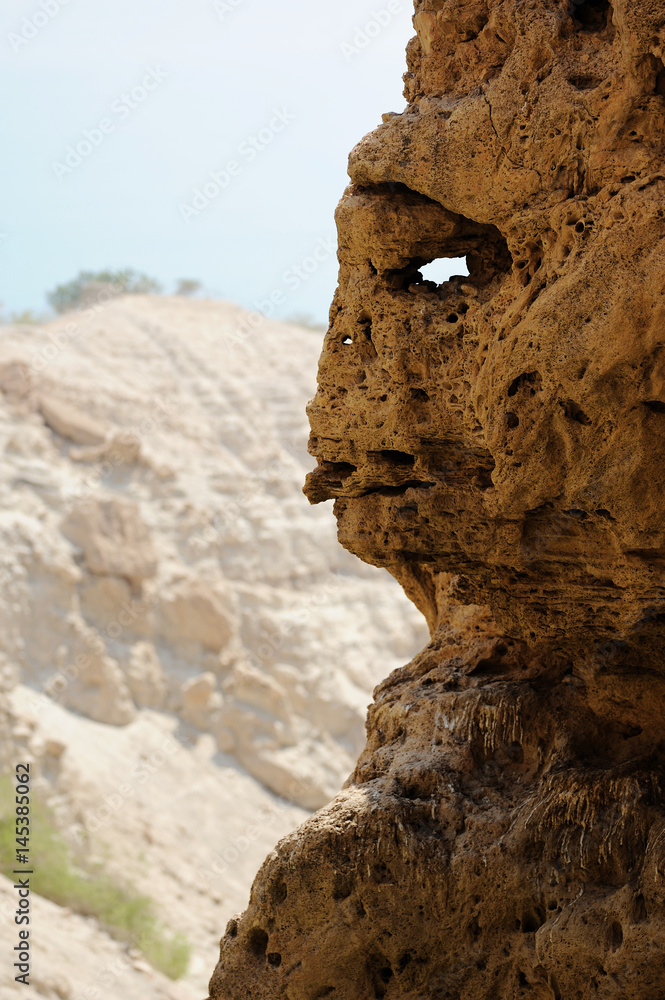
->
[209,1,665,997]
[304,0,665,654]
[210,605,665,998]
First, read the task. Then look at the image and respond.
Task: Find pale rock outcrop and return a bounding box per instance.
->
[125,641,167,709]
[0,296,427,997]
[181,671,222,730]
[62,497,157,584]
[39,393,108,445]
[158,578,236,652]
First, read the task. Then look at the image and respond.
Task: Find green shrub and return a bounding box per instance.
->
[47,269,162,314]
[0,775,189,980]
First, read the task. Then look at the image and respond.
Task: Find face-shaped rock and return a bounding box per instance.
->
[305,0,665,653]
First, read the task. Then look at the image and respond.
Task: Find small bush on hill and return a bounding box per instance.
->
[47,269,162,314]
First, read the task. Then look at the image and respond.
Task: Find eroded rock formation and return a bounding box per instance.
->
[209,1,665,997]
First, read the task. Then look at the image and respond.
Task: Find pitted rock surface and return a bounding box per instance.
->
[305,0,665,651]
[210,611,665,998]
[208,1,665,997]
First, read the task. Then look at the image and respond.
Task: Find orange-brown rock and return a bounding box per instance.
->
[209,611,665,998]
[208,1,665,997]
[307,0,665,652]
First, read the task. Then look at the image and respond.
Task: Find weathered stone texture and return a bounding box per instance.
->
[307,0,665,651]
[209,1,665,997]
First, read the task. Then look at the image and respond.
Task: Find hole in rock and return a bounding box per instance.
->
[569,74,602,90]
[272,881,288,904]
[507,412,520,429]
[267,953,282,967]
[378,450,416,467]
[521,907,545,933]
[410,387,430,402]
[332,876,352,901]
[571,0,611,31]
[341,335,353,345]
[322,460,356,480]
[565,508,588,519]
[654,56,665,95]
[562,400,592,425]
[644,399,665,413]
[398,953,413,973]
[247,927,269,957]
[508,371,541,397]
[633,894,648,922]
[372,862,393,884]
[419,256,470,285]
[609,921,623,951]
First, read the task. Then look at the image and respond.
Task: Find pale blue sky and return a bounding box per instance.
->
[2,0,419,322]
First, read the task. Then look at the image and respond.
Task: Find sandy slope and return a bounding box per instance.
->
[0,296,427,996]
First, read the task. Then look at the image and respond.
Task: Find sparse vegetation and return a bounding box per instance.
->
[0,776,190,980]
[47,269,163,314]
[175,278,202,296]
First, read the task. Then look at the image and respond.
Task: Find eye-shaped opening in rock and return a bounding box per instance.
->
[571,0,611,31]
[419,256,470,287]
